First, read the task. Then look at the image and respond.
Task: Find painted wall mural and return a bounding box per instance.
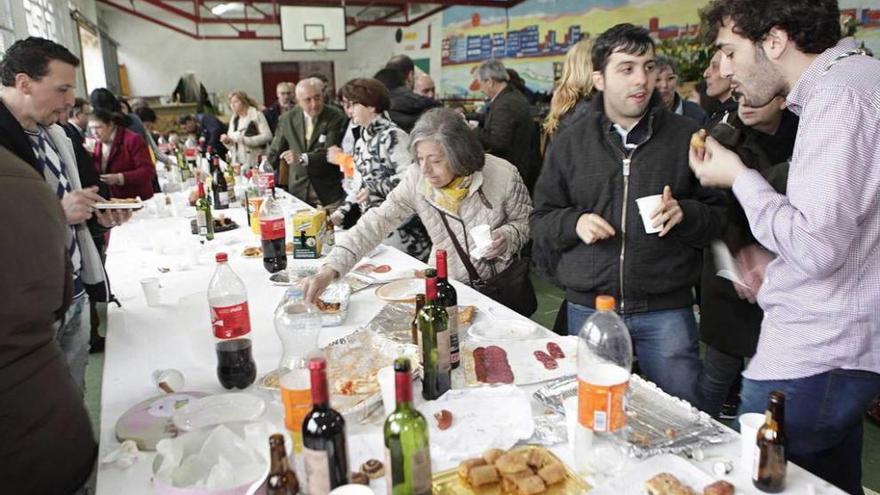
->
[440,0,880,99]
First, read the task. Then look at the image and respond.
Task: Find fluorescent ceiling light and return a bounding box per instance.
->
[210,2,243,16]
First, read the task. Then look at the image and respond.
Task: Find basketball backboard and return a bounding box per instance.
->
[280,6,347,51]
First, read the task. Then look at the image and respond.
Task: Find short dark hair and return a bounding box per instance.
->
[90,108,126,127]
[341,78,391,114]
[135,106,157,123]
[592,23,655,74]
[655,55,677,74]
[0,37,80,87]
[699,0,841,55]
[178,114,196,125]
[386,54,415,79]
[69,97,90,118]
[373,68,405,90]
[90,88,122,113]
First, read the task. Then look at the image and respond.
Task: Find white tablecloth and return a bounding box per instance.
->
[96,193,844,494]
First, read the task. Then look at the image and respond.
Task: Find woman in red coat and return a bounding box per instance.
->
[89,109,156,200]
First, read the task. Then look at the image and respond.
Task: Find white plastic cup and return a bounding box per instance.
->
[184,242,200,267]
[140,277,160,306]
[739,412,764,471]
[470,224,493,257]
[378,366,396,416]
[329,485,374,495]
[635,194,663,234]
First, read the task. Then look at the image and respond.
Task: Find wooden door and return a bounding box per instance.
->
[260,61,336,107]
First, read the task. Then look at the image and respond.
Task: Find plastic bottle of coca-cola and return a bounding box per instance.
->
[208,252,257,389]
[259,194,288,273]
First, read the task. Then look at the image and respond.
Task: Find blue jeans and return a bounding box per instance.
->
[739,370,880,495]
[568,303,702,407]
[54,294,90,394]
[700,345,744,417]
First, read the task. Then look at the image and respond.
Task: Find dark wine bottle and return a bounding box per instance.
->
[753,391,787,492]
[419,269,451,400]
[302,357,349,495]
[411,293,425,347]
[384,357,432,495]
[435,250,460,369]
[211,156,229,210]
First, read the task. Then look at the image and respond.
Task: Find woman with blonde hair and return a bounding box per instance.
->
[221,90,272,167]
[543,39,594,142]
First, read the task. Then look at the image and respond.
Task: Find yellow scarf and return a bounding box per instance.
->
[426,176,471,214]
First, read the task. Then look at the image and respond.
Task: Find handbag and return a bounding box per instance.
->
[437,212,537,317]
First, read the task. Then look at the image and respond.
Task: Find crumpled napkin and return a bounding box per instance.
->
[101,440,140,469]
[154,423,270,490]
[417,385,535,468]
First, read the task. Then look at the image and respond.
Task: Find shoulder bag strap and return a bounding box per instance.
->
[435,208,483,285]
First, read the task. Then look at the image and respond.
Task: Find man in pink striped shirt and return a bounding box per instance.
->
[694,1,880,492]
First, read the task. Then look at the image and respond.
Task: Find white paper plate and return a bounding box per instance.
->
[468,319,541,341]
[95,201,144,210]
[171,393,266,431]
[590,453,715,494]
[375,278,423,302]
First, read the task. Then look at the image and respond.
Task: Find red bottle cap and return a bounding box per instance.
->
[215,252,228,263]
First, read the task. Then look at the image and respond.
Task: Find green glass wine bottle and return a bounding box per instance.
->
[419,269,451,400]
[383,357,432,495]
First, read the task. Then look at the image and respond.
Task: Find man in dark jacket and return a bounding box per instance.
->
[0,144,97,494]
[530,24,726,406]
[699,96,797,418]
[0,37,129,391]
[375,63,441,133]
[263,81,295,134]
[266,77,346,209]
[655,56,707,124]
[703,50,738,127]
[178,112,227,157]
[474,59,542,192]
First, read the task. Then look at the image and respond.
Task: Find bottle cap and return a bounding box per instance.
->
[595,295,615,311]
[309,356,327,371]
[393,357,411,373]
[215,252,228,263]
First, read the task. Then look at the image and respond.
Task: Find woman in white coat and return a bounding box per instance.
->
[221,90,272,167]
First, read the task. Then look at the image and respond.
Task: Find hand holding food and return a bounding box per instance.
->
[61,186,102,225]
[302,266,338,303]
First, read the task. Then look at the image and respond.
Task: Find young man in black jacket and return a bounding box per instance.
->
[531,24,726,406]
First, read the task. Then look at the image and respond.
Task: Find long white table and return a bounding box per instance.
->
[96,193,844,494]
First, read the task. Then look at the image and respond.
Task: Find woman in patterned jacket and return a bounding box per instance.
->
[305,108,531,301]
[328,77,431,260]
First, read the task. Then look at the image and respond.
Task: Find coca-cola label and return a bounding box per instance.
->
[258,172,275,191]
[210,302,251,339]
[260,218,286,241]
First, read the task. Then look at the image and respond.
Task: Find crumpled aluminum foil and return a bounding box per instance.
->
[528,413,569,446]
[363,302,420,346]
[533,375,732,458]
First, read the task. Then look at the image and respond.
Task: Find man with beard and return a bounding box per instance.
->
[531,24,726,406]
[693,1,880,491]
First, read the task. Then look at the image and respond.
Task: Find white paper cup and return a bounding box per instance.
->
[329,485,374,495]
[739,412,764,471]
[470,224,493,258]
[140,277,160,306]
[378,366,396,416]
[635,194,663,234]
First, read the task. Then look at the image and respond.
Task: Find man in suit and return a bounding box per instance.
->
[475,59,541,193]
[266,77,346,209]
[263,81,295,135]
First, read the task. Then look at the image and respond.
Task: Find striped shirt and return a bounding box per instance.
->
[732,38,880,380]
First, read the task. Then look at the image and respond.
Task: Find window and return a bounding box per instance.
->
[0,0,14,55]
[23,0,65,42]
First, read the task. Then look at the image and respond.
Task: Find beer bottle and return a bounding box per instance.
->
[753,391,786,492]
[267,433,299,495]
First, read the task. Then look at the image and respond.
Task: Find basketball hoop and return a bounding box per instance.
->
[310,37,330,55]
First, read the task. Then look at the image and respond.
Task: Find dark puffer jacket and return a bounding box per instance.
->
[531,94,726,313]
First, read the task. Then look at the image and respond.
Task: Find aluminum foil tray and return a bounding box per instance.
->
[533,375,731,458]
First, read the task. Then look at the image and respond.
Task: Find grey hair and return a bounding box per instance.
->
[409,108,485,177]
[476,60,509,82]
[296,77,324,93]
[654,55,676,74]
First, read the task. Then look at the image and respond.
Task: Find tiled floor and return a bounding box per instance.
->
[84,275,880,491]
